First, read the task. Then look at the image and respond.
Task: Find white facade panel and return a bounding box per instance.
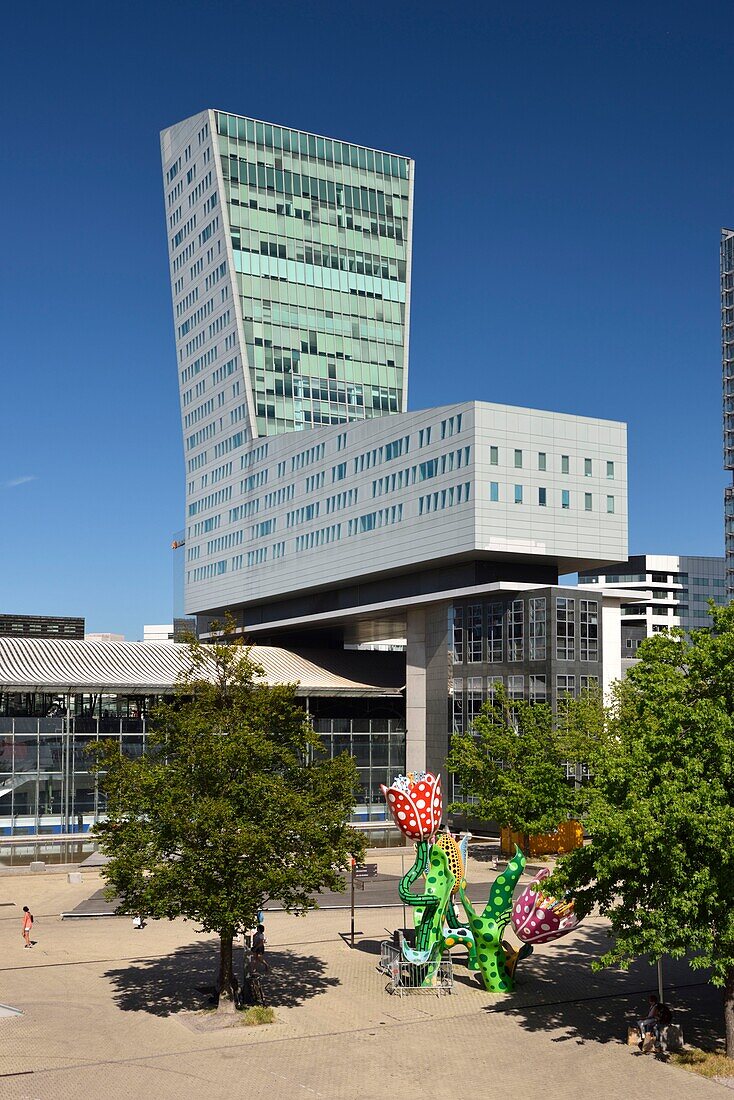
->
[182,400,628,616]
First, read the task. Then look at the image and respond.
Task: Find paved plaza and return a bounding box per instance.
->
[0,851,725,1099]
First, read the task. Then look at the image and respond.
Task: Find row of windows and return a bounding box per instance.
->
[347,504,403,535]
[372,448,472,498]
[418,482,471,515]
[353,435,410,473]
[451,598,599,664]
[490,448,616,479]
[490,483,616,512]
[216,112,410,180]
[452,673,599,728]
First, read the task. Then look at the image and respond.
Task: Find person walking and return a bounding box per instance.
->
[21,906,33,948]
[251,923,269,972]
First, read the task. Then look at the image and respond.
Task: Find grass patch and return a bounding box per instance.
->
[240,1005,276,1026]
[671,1049,734,1080]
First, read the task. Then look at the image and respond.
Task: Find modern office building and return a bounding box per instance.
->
[722,229,734,594]
[579,553,727,668]
[0,638,403,838]
[161,108,633,804]
[0,615,84,640]
[143,624,175,643]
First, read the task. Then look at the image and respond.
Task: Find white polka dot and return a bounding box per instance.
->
[388,792,396,801]
[541,923,550,931]
[536,910,545,919]
[416,799,426,809]
[398,811,406,820]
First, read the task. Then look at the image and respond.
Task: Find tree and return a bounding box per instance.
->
[447,684,601,836]
[546,604,734,1055]
[92,625,364,1012]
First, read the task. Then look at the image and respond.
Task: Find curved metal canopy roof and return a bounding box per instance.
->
[0,638,403,697]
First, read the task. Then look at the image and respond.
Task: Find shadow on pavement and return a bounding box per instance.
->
[104,942,339,1017]
[482,923,724,1051]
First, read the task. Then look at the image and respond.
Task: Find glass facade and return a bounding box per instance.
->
[0,697,405,836]
[215,112,412,436]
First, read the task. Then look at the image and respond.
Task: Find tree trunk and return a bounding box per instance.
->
[724,967,734,1057]
[217,930,236,1014]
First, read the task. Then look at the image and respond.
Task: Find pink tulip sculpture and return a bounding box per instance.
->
[511,867,579,945]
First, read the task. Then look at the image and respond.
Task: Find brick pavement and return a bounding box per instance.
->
[0,868,724,1099]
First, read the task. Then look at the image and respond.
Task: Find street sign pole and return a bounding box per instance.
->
[350,859,355,948]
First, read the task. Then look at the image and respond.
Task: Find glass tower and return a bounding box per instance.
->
[161,109,413,442]
[723,229,734,594]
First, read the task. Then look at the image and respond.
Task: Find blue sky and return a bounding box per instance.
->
[1,1,731,638]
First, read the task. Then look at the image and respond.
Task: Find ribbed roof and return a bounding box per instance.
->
[0,638,403,697]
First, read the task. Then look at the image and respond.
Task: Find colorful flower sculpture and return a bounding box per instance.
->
[381,772,580,994]
[511,867,578,945]
[380,772,442,840]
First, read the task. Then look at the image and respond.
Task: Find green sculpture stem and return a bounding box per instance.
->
[459,847,526,993]
[399,840,456,973]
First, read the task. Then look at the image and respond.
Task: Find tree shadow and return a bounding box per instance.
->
[478,922,724,1051]
[104,941,339,1017]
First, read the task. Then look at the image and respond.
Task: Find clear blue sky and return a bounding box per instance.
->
[1,1,731,638]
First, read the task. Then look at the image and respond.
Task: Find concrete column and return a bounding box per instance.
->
[405,607,427,775]
[601,598,622,697]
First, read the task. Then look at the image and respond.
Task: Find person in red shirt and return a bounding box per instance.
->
[21,906,33,948]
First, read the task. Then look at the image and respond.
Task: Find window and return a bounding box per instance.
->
[467,676,484,724]
[584,458,592,477]
[606,461,615,479]
[580,675,599,691]
[514,484,523,504]
[487,675,503,700]
[561,489,570,509]
[556,597,575,660]
[490,482,499,502]
[538,487,547,506]
[514,449,523,468]
[529,597,546,660]
[487,603,503,662]
[530,675,547,702]
[556,675,576,698]
[607,495,615,514]
[580,599,599,661]
[467,604,483,663]
[538,452,547,471]
[490,445,498,465]
[584,493,592,511]
[452,677,464,732]
[508,599,524,661]
[508,675,524,701]
[561,455,569,474]
[451,605,464,663]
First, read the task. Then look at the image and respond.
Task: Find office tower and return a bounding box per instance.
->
[161,110,413,440]
[723,229,734,594]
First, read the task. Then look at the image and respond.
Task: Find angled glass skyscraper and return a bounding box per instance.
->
[161,109,413,442]
[722,228,734,594]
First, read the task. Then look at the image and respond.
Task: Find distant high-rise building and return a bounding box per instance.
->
[722,229,734,594]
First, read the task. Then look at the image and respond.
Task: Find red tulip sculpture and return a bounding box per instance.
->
[380,772,442,841]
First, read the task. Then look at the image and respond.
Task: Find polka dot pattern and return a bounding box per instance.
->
[511,867,579,945]
[380,774,442,840]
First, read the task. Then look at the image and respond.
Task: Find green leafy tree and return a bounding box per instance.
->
[447,684,601,836]
[92,624,364,1012]
[546,604,734,1054]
